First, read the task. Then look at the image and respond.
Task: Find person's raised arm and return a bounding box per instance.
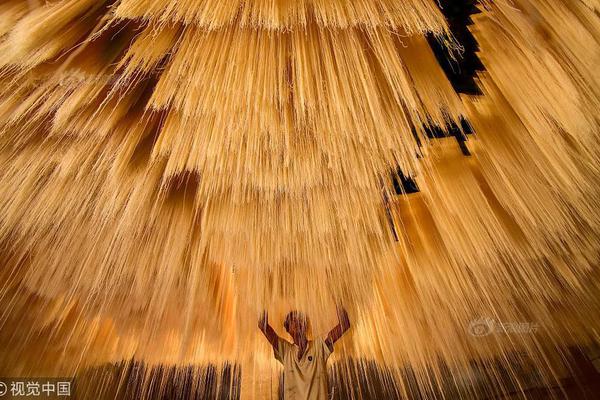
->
[258,311,280,351]
[325,305,351,351]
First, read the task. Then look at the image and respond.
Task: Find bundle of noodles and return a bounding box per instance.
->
[0,0,599,398]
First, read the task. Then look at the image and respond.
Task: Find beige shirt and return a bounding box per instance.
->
[274,337,332,400]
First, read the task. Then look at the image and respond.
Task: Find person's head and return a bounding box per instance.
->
[284,311,309,342]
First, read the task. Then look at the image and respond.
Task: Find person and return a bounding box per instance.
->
[258,306,351,400]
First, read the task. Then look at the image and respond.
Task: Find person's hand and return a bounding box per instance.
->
[258,311,268,331]
[336,305,350,329]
